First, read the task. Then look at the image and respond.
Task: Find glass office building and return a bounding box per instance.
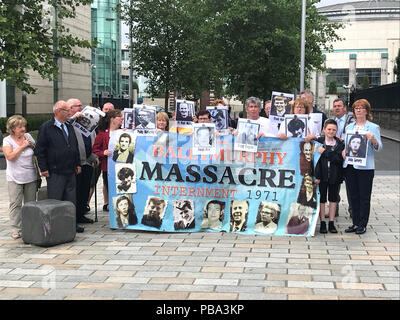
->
[91,0,121,97]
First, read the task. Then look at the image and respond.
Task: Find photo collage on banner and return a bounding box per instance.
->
[175,99,195,128]
[234,118,260,152]
[269,91,294,131]
[73,106,105,137]
[345,130,368,166]
[107,132,322,237]
[134,105,157,135]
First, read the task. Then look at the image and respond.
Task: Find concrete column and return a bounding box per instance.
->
[349,54,357,88]
[0,80,6,118]
[381,53,388,85]
[317,70,326,109]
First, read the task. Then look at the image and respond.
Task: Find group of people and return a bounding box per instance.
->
[2,89,381,239]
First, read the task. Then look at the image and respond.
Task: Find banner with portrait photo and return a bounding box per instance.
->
[175,100,195,128]
[234,118,260,152]
[122,108,134,129]
[107,133,322,236]
[345,130,368,166]
[206,106,229,134]
[269,91,294,127]
[284,114,308,138]
[72,106,105,137]
[192,123,216,155]
[134,105,157,135]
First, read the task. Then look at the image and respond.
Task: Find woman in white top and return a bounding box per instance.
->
[2,116,37,239]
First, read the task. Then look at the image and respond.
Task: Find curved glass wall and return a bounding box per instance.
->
[91,0,121,97]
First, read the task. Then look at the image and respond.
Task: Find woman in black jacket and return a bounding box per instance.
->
[314,119,345,234]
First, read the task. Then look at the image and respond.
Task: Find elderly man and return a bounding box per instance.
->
[66,98,98,225]
[230,200,249,232]
[332,98,354,217]
[35,100,84,233]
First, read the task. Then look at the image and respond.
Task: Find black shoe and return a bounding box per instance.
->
[320,221,327,234]
[345,225,357,233]
[355,226,366,234]
[103,204,109,212]
[328,221,338,233]
[84,204,90,212]
[76,225,84,233]
[77,216,94,224]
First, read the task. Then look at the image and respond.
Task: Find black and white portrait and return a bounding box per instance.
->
[73,106,105,137]
[134,105,156,131]
[112,131,135,163]
[234,119,260,152]
[254,202,280,234]
[270,93,292,117]
[115,163,136,194]
[206,106,229,131]
[201,200,225,230]
[141,196,167,229]
[173,199,195,230]
[175,100,195,122]
[230,200,249,232]
[285,203,313,235]
[297,173,317,209]
[285,114,308,138]
[299,141,315,176]
[113,194,137,228]
[123,108,134,129]
[345,132,368,166]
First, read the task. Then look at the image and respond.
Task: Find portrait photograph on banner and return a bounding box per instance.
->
[230,200,249,232]
[173,199,195,230]
[285,202,314,235]
[206,106,229,132]
[73,106,105,137]
[134,105,156,135]
[284,114,308,138]
[201,200,225,230]
[175,99,195,127]
[112,194,138,228]
[141,196,168,229]
[254,202,281,234]
[192,123,216,155]
[112,131,136,163]
[269,91,294,126]
[345,130,368,166]
[115,163,137,194]
[122,108,134,129]
[234,118,260,152]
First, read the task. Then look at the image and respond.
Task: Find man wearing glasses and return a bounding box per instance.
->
[35,100,84,233]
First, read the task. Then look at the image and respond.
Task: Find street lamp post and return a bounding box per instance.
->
[300,0,306,93]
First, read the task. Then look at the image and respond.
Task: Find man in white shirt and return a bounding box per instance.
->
[243,97,275,137]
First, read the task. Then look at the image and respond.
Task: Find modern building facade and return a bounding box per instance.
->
[2,3,92,116]
[310,0,400,109]
[91,0,121,100]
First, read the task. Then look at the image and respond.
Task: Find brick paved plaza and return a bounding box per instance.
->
[0,170,398,300]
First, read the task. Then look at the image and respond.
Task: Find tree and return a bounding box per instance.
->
[394,48,400,82]
[328,81,337,94]
[361,74,370,90]
[0,0,94,94]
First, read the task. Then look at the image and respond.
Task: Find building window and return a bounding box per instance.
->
[356,68,381,89]
[325,68,349,94]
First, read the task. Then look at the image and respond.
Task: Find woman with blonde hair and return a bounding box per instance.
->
[156,111,169,131]
[2,115,37,239]
[343,99,382,235]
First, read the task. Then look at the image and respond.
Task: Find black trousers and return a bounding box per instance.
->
[345,165,374,228]
[46,173,76,205]
[76,165,93,219]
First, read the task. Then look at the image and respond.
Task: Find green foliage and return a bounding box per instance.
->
[394,48,400,83]
[328,81,337,94]
[0,0,94,94]
[119,0,342,103]
[0,115,52,134]
[361,74,370,90]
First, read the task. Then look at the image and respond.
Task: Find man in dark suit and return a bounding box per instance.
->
[35,100,84,233]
